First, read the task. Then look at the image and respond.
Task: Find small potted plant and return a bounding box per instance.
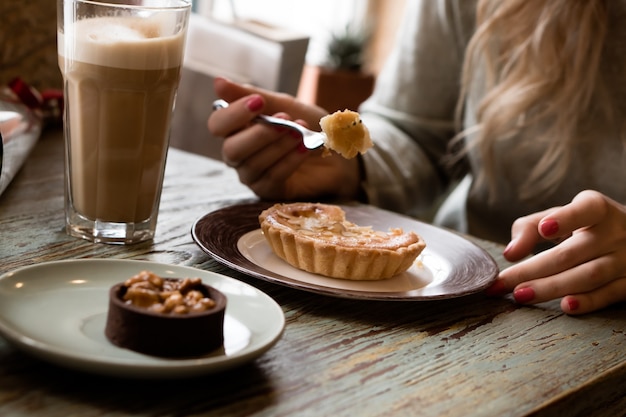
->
[299,23,375,112]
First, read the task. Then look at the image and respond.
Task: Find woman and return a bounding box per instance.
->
[207,0,626,315]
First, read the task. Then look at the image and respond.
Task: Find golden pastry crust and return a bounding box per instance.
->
[319,110,373,159]
[259,202,426,280]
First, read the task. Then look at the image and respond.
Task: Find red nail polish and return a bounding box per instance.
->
[540,219,559,237]
[485,280,506,296]
[290,129,302,139]
[296,142,308,153]
[566,297,580,311]
[503,241,514,256]
[513,287,535,304]
[246,95,264,112]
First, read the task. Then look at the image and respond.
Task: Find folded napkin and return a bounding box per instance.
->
[0,78,62,197]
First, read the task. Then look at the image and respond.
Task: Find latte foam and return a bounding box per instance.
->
[58,15,185,70]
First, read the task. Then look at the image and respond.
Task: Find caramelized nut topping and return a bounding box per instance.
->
[270,204,418,247]
[122,271,216,315]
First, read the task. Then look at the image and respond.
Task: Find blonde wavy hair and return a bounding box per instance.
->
[458,0,609,201]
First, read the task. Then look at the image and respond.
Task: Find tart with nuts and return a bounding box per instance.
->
[319,109,373,158]
[105,270,227,357]
[259,203,426,280]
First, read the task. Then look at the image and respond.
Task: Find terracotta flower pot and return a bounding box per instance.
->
[298,65,375,113]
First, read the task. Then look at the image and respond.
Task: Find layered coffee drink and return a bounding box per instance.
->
[58,3,189,243]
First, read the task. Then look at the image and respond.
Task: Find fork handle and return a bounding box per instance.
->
[212,99,302,131]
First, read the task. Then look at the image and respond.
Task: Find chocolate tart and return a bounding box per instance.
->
[105,275,227,357]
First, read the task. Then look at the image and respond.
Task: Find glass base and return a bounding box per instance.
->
[66,212,156,245]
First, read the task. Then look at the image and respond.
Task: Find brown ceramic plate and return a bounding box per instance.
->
[192,202,499,301]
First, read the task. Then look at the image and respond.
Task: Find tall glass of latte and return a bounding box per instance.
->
[57,0,191,244]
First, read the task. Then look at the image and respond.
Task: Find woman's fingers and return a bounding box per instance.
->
[536,190,614,239]
[504,209,554,262]
[213,76,262,103]
[233,126,307,187]
[208,93,266,139]
[561,276,626,315]
[512,250,625,301]
[500,229,597,288]
[502,190,626,285]
[491,190,626,314]
[212,77,327,127]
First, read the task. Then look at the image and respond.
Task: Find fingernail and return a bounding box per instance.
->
[485,280,506,296]
[246,95,264,112]
[503,240,515,256]
[540,219,559,237]
[514,287,535,304]
[214,76,230,87]
[566,297,580,312]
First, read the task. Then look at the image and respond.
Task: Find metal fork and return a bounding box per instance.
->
[212,99,326,150]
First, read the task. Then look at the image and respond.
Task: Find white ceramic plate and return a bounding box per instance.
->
[0,259,285,379]
[236,229,446,294]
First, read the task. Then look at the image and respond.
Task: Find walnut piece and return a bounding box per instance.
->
[122,270,216,315]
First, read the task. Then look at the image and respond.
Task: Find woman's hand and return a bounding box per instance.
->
[207,77,361,201]
[487,190,626,314]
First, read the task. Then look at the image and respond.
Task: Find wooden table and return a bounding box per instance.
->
[0,129,624,417]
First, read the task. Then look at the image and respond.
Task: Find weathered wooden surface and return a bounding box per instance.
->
[0,130,624,417]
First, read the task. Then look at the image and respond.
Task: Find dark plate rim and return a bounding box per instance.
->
[192,201,499,301]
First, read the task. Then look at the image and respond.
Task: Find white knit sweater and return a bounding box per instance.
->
[359,0,626,243]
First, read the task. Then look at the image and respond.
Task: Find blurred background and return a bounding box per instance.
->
[1,0,406,158]
[197,0,406,76]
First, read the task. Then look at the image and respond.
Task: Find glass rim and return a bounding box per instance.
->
[66,0,192,11]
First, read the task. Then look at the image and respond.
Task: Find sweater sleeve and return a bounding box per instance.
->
[358,0,475,218]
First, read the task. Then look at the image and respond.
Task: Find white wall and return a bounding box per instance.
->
[195,0,369,65]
